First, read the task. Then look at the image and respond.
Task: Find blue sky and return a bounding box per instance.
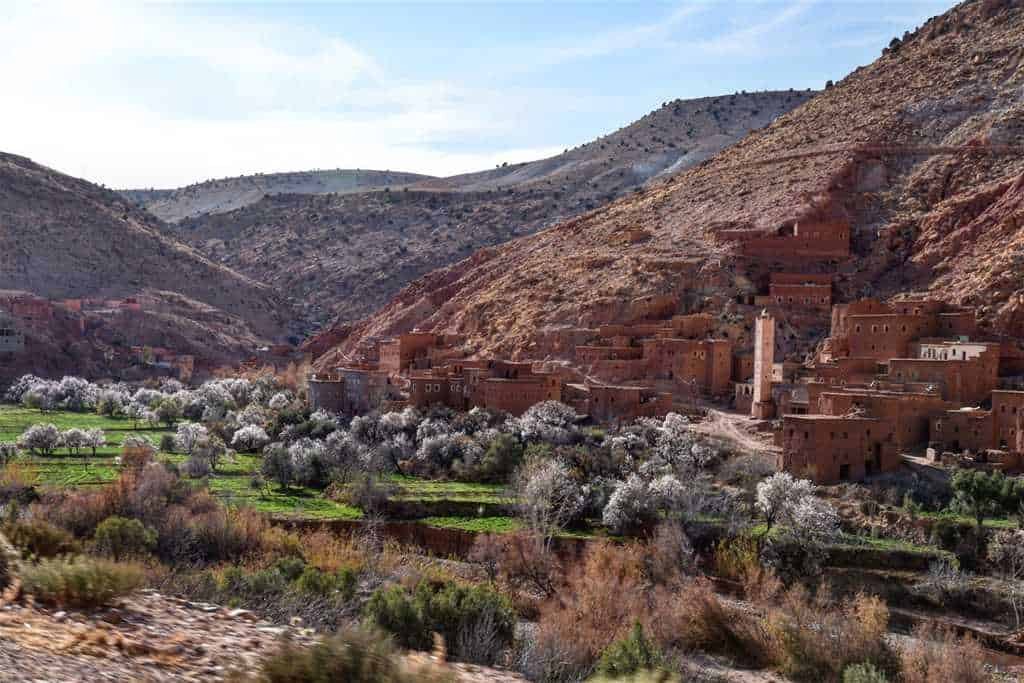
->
[0,1,952,188]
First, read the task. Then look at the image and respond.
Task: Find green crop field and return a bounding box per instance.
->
[385,474,511,504]
[0,405,523,529]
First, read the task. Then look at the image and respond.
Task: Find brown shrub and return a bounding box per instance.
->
[20,556,143,608]
[651,579,771,668]
[33,489,115,539]
[3,517,79,559]
[469,532,561,598]
[300,530,366,574]
[898,623,989,683]
[763,587,894,681]
[533,541,649,678]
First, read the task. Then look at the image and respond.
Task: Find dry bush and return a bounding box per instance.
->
[299,529,367,574]
[533,541,650,678]
[3,517,80,559]
[641,523,695,586]
[649,579,771,668]
[763,587,894,681]
[468,531,561,598]
[0,461,35,489]
[239,626,453,683]
[898,623,989,683]
[714,535,780,602]
[20,556,143,608]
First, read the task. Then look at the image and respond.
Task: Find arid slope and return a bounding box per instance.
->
[168,90,815,326]
[318,0,1024,367]
[0,152,294,346]
[121,169,436,223]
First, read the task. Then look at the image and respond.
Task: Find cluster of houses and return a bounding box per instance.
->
[309,272,1024,486]
[736,298,1024,483]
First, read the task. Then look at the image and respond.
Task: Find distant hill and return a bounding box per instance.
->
[121,169,437,223]
[167,90,815,327]
[0,152,297,362]
[315,0,1024,368]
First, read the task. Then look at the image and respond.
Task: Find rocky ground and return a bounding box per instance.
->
[0,589,526,682]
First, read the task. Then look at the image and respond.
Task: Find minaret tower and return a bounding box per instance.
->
[751,309,775,419]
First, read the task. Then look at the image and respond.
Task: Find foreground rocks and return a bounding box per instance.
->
[0,590,315,681]
[0,589,527,682]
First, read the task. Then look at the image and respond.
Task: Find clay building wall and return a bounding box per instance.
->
[999,341,1024,377]
[830,299,890,339]
[930,409,993,453]
[846,314,935,359]
[778,415,898,484]
[409,374,468,411]
[992,391,1024,452]
[647,338,732,395]
[936,311,977,338]
[340,367,395,413]
[888,354,998,405]
[378,332,444,375]
[308,375,346,413]
[575,345,644,364]
[808,358,883,385]
[767,283,832,310]
[665,313,715,339]
[733,354,754,382]
[770,273,834,286]
[819,390,952,450]
[587,385,672,423]
[589,359,649,383]
[728,218,851,260]
[734,382,754,413]
[474,376,561,417]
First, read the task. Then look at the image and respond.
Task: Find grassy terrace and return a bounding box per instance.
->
[385,474,510,504]
[2,407,507,523]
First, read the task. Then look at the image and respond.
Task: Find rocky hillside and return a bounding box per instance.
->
[0,152,296,349]
[317,0,1024,366]
[166,90,815,326]
[121,169,436,223]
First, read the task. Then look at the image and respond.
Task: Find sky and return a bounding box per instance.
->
[0,0,954,189]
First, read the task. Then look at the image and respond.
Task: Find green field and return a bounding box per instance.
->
[385,474,511,504]
[1,406,502,524]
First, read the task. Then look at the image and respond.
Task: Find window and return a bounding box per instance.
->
[855,325,862,333]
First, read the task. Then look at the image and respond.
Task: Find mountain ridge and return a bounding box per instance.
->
[163,89,816,328]
[312,0,1024,369]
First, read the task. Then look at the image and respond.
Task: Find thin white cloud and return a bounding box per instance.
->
[535,2,710,65]
[0,1,583,187]
[689,0,817,57]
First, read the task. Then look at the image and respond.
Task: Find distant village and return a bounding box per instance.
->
[309,213,1024,485]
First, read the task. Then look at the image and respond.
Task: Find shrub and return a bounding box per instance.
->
[0,443,20,467]
[898,623,988,683]
[253,626,453,683]
[764,588,894,681]
[183,455,213,479]
[3,517,80,559]
[597,622,662,678]
[364,580,514,664]
[94,516,157,561]
[843,662,889,683]
[159,434,176,453]
[295,565,358,600]
[20,556,143,608]
[465,433,523,483]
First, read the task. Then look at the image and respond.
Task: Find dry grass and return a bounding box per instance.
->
[898,623,990,683]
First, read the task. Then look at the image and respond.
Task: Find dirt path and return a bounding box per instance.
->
[693,408,780,456]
